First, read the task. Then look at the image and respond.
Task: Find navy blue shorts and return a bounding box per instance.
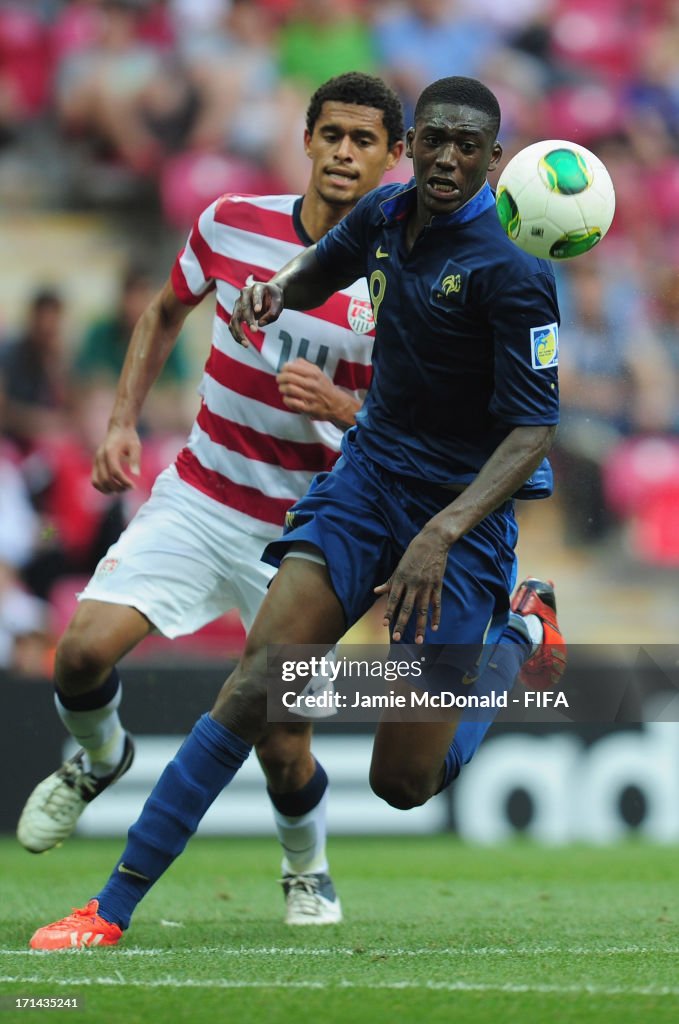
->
[264,434,518,654]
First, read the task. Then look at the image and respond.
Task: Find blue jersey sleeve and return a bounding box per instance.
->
[488,271,560,426]
[315,191,375,280]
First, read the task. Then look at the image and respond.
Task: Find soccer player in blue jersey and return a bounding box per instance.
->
[227,73,563,809]
[29,76,566,949]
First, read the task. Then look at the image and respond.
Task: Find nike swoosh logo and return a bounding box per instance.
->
[118,863,150,881]
[376,246,389,259]
[461,672,479,687]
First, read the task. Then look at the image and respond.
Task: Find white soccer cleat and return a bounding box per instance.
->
[282,872,343,925]
[17,736,134,853]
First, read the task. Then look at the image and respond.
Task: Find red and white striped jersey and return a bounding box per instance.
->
[170,193,375,537]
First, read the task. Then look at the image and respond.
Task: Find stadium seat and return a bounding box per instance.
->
[160,151,286,230]
[603,437,679,565]
[647,161,679,230]
[544,85,624,147]
[551,5,638,81]
[0,7,53,118]
[631,482,679,565]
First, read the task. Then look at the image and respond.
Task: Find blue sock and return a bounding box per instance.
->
[439,623,530,791]
[95,713,251,929]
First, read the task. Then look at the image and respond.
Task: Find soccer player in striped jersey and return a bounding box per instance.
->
[17,72,406,925]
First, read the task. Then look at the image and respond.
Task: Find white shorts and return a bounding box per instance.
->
[80,465,277,638]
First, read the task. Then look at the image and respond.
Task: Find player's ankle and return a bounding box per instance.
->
[508,611,543,655]
[522,613,544,655]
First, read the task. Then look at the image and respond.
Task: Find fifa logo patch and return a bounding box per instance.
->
[530,323,559,369]
[347,297,374,335]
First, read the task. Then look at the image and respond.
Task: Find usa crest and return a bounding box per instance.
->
[95,557,120,578]
[347,297,374,335]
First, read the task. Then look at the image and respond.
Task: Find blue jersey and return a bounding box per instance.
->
[315,180,559,497]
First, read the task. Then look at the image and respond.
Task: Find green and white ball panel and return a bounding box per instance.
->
[495,139,616,261]
[496,186,521,239]
[538,148,593,195]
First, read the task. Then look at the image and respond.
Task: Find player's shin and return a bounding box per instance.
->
[95,713,251,929]
[438,620,531,790]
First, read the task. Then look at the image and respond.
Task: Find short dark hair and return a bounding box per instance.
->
[122,262,153,293]
[306,73,404,148]
[30,288,63,313]
[414,77,501,138]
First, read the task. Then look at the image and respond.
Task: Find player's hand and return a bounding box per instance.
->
[92,424,141,493]
[374,527,449,644]
[277,358,357,426]
[229,283,283,346]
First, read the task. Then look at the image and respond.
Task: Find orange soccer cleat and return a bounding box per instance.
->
[511,578,567,690]
[30,899,122,950]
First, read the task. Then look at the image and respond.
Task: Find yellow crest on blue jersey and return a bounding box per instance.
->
[530,323,559,369]
[441,273,462,295]
[432,260,468,306]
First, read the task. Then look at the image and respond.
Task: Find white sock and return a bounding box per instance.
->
[54,686,125,777]
[523,613,544,654]
[508,611,544,655]
[272,790,329,876]
[522,610,544,651]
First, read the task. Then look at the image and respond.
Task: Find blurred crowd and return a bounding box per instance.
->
[0,262,195,673]
[3,0,679,672]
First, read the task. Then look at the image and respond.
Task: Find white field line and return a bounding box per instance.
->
[3,945,679,957]
[2,975,679,997]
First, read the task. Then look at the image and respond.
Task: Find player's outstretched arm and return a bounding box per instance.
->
[375,424,557,644]
[92,278,193,494]
[230,246,355,347]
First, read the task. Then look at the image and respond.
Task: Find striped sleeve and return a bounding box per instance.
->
[171,198,221,305]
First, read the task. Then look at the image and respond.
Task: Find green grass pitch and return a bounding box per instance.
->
[1,836,678,1024]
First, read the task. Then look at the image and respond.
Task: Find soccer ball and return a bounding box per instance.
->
[495,140,615,260]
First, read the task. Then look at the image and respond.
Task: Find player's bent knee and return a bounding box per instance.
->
[369,766,433,810]
[54,627,114,693]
